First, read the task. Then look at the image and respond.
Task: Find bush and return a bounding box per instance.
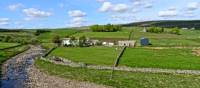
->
[170,27,180,35]
[147,27,164,33]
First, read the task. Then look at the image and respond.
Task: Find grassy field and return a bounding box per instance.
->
[49,47,122,65]
[120,48,200,70]
[37,29,78,43]
[0,42,20,49]
[0,45,29,64]
[74,32,130,39]
[132,28,200,46]
[0,31,35,42]
[36,59,200,88]
[74,29,132,40]
[41,43,56,49]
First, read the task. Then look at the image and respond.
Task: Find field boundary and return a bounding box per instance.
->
[0,44,23,50]
[42,47,57,57]
[41,57,200,75]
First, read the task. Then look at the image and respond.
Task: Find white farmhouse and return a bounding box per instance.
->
[62,38,71,46]
[118,40,136,47]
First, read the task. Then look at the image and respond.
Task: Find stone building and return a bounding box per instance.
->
[118,40,136,47]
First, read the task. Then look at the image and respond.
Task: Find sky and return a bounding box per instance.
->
[0,0,200,29]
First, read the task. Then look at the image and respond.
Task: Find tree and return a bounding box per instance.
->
[90,25,99,32]
[90,24,122,32]
[52,35,61,46]
[79,36,87,47]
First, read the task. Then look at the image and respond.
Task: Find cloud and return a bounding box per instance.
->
[71,17,85,23]
[112,4,129,12]
[187,2,199,10]
[99,2,113,12]
[68,10,86,17]
[158,7,178,17]
[183,10,196,17]
[69,17,86,27]
[99,2,129,13]
[0,18,9,25]
[23,8,52,18]
[68,10,87,27]
[8,3,23,11]
[144,3,153,8]
[158,10,177,17]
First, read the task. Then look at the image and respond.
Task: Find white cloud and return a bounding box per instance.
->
[68,10,87,27]
[158,10,177,17]
[131,0,153,8]
[184,10,196,17]
[69,17,86,27]
[112,4,129,12]
[168,7,176,11]
[99,2,129,13]
[0,18,9,25]
[23,8,52,18]
[99,2,113,12]
[71,17,85,23]
[187,2,199,10]
[68,10,86,17]
[8,3,23,11]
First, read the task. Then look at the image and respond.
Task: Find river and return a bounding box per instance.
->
[1,46,44,88]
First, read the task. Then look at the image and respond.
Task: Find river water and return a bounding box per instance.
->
[1,46,44,88]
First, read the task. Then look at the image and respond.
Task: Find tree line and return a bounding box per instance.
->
[90,24,122,32]
[146,27,180,35]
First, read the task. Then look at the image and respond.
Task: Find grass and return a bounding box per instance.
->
[74,32,129,39]
[0,45,29,64]
[37,29,78,43]
[0,42,20,49]
[74,29,132,40]
[41,43,56,49]
[49,47,122,65]
[120,48,200,70]
[0,31,35,42]
[132,27,200,47]
[36,59,200,88]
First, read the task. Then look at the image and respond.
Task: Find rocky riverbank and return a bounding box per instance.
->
[1,45,109,88]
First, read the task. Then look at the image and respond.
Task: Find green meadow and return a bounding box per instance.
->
[50,47,122,65]
[36,59,200,88]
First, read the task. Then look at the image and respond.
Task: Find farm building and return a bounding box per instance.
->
[62,38,71,46]
[118,40,136,47]
[102,42,115,47]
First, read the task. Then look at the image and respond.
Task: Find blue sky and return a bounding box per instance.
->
[0,0,200,29]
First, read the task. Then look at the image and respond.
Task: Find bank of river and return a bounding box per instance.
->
[1,45,108,88]
[1,46,44,88]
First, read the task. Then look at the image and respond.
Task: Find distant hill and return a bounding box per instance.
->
[122,20,200,28]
